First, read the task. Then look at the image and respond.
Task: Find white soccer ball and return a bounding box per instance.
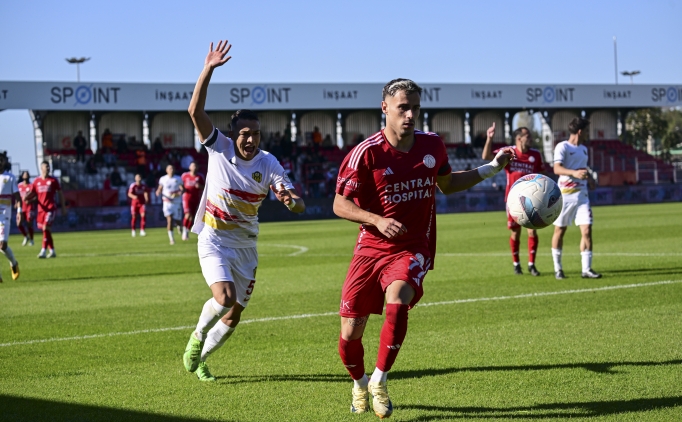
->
[506,174,563,229]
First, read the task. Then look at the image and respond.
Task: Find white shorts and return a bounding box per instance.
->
[198,234,258,308]
[0,215,9,242]
[554,194,593,227]
[162,201,182,220]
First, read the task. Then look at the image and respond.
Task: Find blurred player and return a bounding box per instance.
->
[183,39,306,382]
[16,171,35,246]
[482,125,544,276]
[181,162,205,241]
[156,165,184,245]
[0,154,21,281]
[551,117,601,279]
[26,161,66,258]
[128,173,150,237]
[334,78,513,418]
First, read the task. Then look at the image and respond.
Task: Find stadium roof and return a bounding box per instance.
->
[1,81,681,111]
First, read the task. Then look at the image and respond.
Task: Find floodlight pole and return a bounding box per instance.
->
[65,57,91,82]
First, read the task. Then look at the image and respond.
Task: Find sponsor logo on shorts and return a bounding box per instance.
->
[341,300,351,310]
[252,171,262,183]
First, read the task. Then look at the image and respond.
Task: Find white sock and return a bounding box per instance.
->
[513,262,520,267]
[354,374,369,389]
[182,227,188,236]
[552,248,562,272]
[581,250,592,273]
[195,298,229,341]
[200,320,235,361]
[167,230,174,242]
[369,367,388,384]
[1,247,17,266]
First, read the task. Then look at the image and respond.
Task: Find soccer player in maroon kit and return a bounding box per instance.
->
[482,124,544,276]
[25,161,66,258]
[334,79,514,418]
[128,173,150,237]
[181,161,204,241]
[16,171,35,246]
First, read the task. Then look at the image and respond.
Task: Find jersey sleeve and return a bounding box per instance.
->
[436,138,452,177]
[127,183,134,195]
[269,158,295,191]
[335,147,367,199]
[202,127,230,153]
[533,150,544,173]
[553,142,565,164]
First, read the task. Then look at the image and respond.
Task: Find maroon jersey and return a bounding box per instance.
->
[128,182,148,206]
[30,176,61,212]
[181,172,204,197]
[496,146,544,199]
[18,182,34,213]
[336,130,452,268]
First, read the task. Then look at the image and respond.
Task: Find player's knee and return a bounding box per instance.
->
[0,242,6,250]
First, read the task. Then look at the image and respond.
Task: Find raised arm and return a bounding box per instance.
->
[437,147,514,195]
[188,40,233,141]
[481,122,496,160]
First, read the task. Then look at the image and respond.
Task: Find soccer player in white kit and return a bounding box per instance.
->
[156,165,184,245]
[551,117,602,279]
[0,154,21,281]
[183,39,306,382]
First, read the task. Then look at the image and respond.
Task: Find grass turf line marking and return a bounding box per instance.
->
[1,280,679,348]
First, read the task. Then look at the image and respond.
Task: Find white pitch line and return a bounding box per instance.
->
[266,244,310,256]
[1,280,680,348]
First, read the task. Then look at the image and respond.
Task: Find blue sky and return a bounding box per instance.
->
[1,0,681,173]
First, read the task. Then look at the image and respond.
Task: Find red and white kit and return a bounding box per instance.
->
[18,182,35,220]
[497,146,544,229]
[128,182,148,215]
[30,176,61,230]
[182,172,205,215]
[336,130,452,318]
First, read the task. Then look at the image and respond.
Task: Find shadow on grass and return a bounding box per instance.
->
[600,266,682,277]
[391,358,682,379]
[400,396,682,420]
[0,394,224,422]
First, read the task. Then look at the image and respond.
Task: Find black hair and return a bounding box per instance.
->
[231,109,260,131]
[568,117,590,134]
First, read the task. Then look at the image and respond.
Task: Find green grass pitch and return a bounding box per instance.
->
[1,202,681,421]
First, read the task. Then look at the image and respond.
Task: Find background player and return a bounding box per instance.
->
[16,170,35,246]
[183,39,306,382]
[482,124,545,276]
[128,173,149,237]
[334,78,513,418]
[551,117,601,279]
[156,165,184,245]
[25,161,66,258]
[0,154,21,281]
[181,161,204,241]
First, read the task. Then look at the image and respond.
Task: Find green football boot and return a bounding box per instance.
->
[183,332,203,373]
[195,362,216,382]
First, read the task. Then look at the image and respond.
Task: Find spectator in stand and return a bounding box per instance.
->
[101,129,113,150]
[136,147,148,176]
[312,126,323,153]
[282,126,293,159]
[110,168,124,187]
[103,174,112,190]
[153,137,165,154]
[85,156,98,175]
[74,130,87,162]
[269,131,283,159]
[322,134,334,148]
[103,148,116,168]
[116,135,128,154]
[180,151,194,172]
[280,156,294,181]
[295,149,310,184]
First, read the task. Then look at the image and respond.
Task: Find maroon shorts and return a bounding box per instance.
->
[22,207,35,221]
[182,194,200,215]
[131,203,146,215]
[507,210,520,230]
[37,210,56,230]
[339,250,429,318]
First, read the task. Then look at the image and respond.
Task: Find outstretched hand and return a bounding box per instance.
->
[486,122,496,140]
[271,183,294,207]
[494,146,515,168]
[205,40,232,69]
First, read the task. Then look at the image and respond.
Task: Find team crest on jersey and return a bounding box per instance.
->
[528,156,535,163]
[251,171,262,183]
[423,155,436,168]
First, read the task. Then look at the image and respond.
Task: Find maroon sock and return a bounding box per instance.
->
[339,336,366,380]
[528,235,539,265]
[510,237,520,264]
[140,217,146,230]
[42,231,48,249]
[131,215,137,230]
[18,225,27,237]
[376,304,409,372]
[46,231,54,249]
